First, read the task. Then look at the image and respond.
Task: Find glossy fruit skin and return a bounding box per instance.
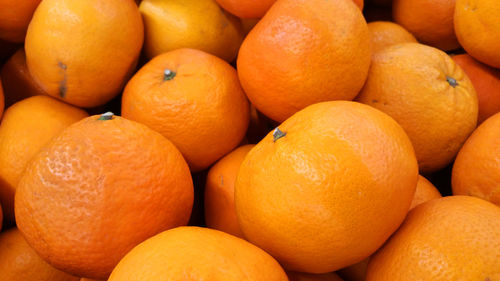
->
[0,96,88,223]
[237,0,371,122]
[367,21,417,53]
[0,0,41,42]
[108,226,290,281]
[235,101,418,273]
[139,0,244,62]
[366,196,500,281]
[15,114,194,279]
[356,43,478,173]
[122,48,250,172]
[454,0,500,68]
[452,112,500,206]
[25,0,144,108]
[409,175,442,210]
[452,54,500,124]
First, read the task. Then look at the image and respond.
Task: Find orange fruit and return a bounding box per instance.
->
[1,48,47,107]
[0,77,3,119]
[393,0,460,51]
[367,21,417,53]
[25,0,143,108]
[454,0,500,68]
[353,0,364,9]
[366,196,500,280]
[409,175,442,210]
[205,144,254,238]
[108,226,289,281]
[122,48,250,172]
[215,0,276,18]
[356,43,478,173]
[0,96,88,223]
[287,271,344,281]
[235,101,419,273]
[452,54,500,124]
[139,0,244,62]
[15,113,194,279]
[0,0,41,42]
[452,112,500,206]
[237,0,371,122]
[0,228,79,281]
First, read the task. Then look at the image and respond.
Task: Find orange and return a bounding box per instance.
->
[367,21,417,53]
[0,77,3,119]
[235,101,418,273]
[0,96,87,223]
[0,228,79,281]
[356,43,478,173]
[108,226,289,281]
[237,0,371,122]
[366,196,500,280]
[353,0,364,9]
[452,54,500,124]
[452,112,500,206]
[25,0,143,108]
[1,48,47,107]
[0,0,41,42]
[454,0,500,68]
[205,144,254,238]
[215,0,276,18]
[139,0,244,62]
[122,48,250,172]
[393,0,460,51]
[287,271,344,281]
[15,113,194,279]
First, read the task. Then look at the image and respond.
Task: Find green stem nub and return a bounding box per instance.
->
[446,76,459,88]
[164,69,176,81]
[273,127,286,142]
[98,112,114,120]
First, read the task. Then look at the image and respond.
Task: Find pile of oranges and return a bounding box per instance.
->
[0,0,499,280]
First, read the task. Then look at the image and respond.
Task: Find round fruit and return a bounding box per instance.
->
[0,0,41,42]
[409,175,441,210]
[452,112,500,205]
[215,0,276,18]
[287,271,344,281]
[237,0,371,122]
[15,113,194,279]
[454,0,500,68]
[122,48,250,172]
[235,101,419,273]
[356,43,478,173]
[0,96,88,223]
[366,196,500,280]
[393,0,460,51]
[452,54,500,124]
[367,21,417,53]
[25,0,144,107]
[139,0,243,62]
[108,227,289,281]
[0,228,79,281]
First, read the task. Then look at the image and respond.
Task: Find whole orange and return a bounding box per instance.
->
[205,144,254,238]
[0,0,41,42]
[454,0,500,68]
[0,228,79,281]
[15,113,194,279]
[287,271,344,281]
[25,0,144,108]
[215,0,276,18]
[235,101,418,273]
[393,0,459,51]
[0,96,88,223]
[367,21,417,53]
[122,48,250,172]
[452,112,500,205]
[237,0,371,122]
[356,43,478,173]
[409,175,442,210]
[452,54,500,124]
[108,227,289,281]
[366,196,500,280]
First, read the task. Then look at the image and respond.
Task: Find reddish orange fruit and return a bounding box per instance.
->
[215,0,276,18]
[0,0,41,42]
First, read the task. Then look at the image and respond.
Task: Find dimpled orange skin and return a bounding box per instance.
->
[367,21,417,53]
[366,196,500,281]
[0,96,88,223]
[108,227,290,281]
[205,144,255,238]
[237,0,371,123]
[0,0,41,42]
[452,113,500,206]
[15,115,194,279]
[356,43,478,173]
[25,0,144,108]
[287,271,344,281]
[122,48,250,172]
[454,0,500,68]
[235,101,419,273]
[0,228,80,281]
[410,175,442,210]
